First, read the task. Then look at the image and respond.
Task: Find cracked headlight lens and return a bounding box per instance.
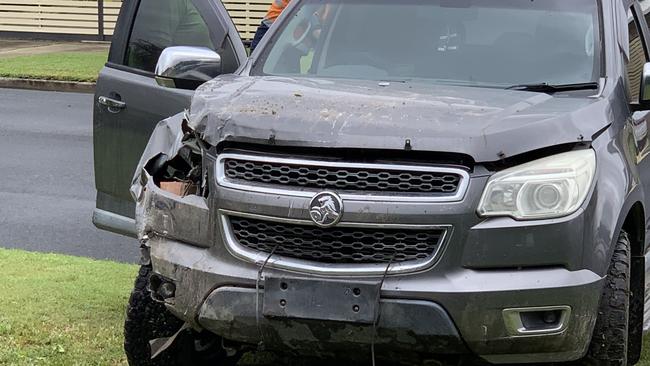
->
[477,150,596,220]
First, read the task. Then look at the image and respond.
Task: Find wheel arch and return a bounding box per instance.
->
[619,201,645,364]
[621,201,645,258]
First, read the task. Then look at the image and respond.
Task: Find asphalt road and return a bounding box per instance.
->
[0,88,139,263]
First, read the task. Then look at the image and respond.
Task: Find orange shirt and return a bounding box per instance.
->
[263,0,291,25]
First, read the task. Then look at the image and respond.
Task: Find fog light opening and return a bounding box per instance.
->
[158,282,176,300]
[542,310,559,324]
[148,274,176,302]
[503,306,571,336]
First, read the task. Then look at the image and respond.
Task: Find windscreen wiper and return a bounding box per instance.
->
[506,82,599,93]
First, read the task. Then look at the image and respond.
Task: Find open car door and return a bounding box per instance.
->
[93,0,246,236]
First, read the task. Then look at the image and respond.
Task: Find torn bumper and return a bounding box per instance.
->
[149,237,603,364]
[198,286,466,361]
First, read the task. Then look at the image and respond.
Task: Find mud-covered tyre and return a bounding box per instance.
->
[581,231,631,366]
[124,266,241,366]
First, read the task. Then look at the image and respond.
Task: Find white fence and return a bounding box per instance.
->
[0,0,271,40]
[0,0,120,37]
[223,0,271,39]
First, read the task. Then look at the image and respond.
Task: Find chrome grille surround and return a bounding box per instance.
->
[219,210,452,276]
[216,153,470,203]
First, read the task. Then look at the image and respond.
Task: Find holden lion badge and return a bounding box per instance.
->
[309,191,343,228]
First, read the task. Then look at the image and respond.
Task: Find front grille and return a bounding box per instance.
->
[229,217,446,264]
[223,158,462,194]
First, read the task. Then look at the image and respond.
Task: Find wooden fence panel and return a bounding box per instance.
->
[223,0,271,40]
[0,0,271,39]
[103,1,121,36]
[0,0,102,35]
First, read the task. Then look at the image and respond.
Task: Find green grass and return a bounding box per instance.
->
[643,344,650,366]
[1,247,650,365]
[0,249,136,365]
[0,51,108,82]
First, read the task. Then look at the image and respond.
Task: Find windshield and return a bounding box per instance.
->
[255,0,600,88]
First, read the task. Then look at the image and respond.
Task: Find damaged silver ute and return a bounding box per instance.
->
[94,0,650,364]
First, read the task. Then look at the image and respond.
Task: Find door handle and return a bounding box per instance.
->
[98,96,126,111]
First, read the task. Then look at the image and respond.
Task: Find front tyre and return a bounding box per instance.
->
[581,231,631,365]
[124,266,241,366]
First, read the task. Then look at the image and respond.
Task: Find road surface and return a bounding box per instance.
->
[0,88,139,263]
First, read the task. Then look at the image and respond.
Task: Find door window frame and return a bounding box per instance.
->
[106,0,243,78]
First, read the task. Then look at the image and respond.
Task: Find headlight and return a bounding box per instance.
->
[477,150,596,220]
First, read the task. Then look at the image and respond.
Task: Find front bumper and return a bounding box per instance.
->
[198,286,466,362]
[137,150,606,363]
[149,237,603,364]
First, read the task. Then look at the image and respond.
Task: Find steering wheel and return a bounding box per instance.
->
[291,20,313,48]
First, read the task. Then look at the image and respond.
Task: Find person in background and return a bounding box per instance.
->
[251,0,291,51]
[127,0,213,71]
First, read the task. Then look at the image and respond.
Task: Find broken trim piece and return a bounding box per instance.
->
[149,322,192,360]
[92,208,137,237]
[136,171,211,247]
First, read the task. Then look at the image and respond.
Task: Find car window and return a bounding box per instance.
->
[125,0,214,73]
[628,7,649,102]
[256,0,600,88]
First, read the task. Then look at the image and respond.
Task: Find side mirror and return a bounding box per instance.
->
[155,46,222,90]
[637,62,650,110]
